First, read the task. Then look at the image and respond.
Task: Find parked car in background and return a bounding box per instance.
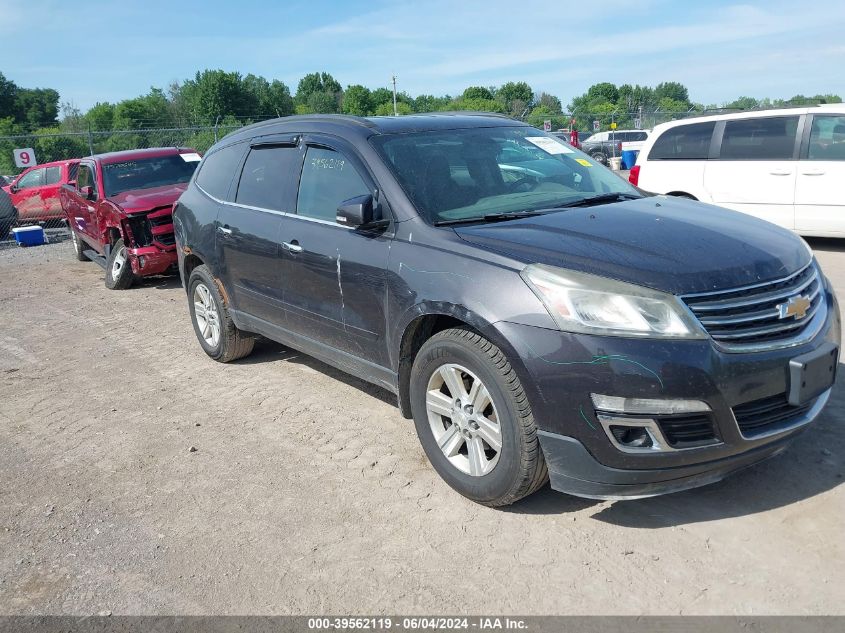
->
[61,147,201,289]
[2,159,80,225]
[174,113,839,507]
[0,175,13,186]
[581,130,649,164]
[0,187,15,240]
[631,104,845,237]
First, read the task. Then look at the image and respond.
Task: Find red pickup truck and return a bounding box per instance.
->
[61,147,200,289]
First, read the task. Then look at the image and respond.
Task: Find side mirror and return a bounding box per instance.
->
[336,194,375,227]
[67,180,77,188]
[9,184,17,193]
[82,185,95,200]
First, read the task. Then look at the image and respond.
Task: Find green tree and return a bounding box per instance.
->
[537,92,562,114]
[654,81,689,105]
[295,72,342,106]
[306,91,339,114]
[14,88,60,127]
[342,84,372,116]
[496,81,534,116]
[724,96,759,110]
[413,94,451,113]
[462,86,494,101]
[33,126,88,162]
[243,74,293,117]
[85,102,116,131]
[586,82,619,104]
[445,97,506,114]
[0,72,18,120]
[373,101,413,116]
[181,70,258,122]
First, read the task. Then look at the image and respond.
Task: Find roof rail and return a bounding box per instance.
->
[417,111,516,120]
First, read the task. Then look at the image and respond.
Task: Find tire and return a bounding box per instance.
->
[105,238,135,289]
[70,228,88,261]
[187,264,255,363]
[0,218,11,241]
[410,327,548,506]
[591,151,608,165]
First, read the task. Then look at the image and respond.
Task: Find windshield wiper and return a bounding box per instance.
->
[434,210,550,226]
[551,192,642,209]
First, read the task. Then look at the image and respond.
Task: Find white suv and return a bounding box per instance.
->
[631,104,845,237]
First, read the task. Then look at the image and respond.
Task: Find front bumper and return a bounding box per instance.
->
[487,282,840,499]
[127,245,177,277]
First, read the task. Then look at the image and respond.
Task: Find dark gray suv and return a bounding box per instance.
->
[173,113,839,506]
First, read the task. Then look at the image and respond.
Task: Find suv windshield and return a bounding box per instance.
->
[371,126,638,224]
[103,154,199,197]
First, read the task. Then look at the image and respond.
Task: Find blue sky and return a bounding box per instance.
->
[1,0,843,113]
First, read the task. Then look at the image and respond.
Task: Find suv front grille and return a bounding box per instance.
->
[732,393,814,438]
[657,414,719,448]
[682,263,823,348]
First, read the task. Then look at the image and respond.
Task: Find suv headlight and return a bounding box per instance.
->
[521,264,706,339]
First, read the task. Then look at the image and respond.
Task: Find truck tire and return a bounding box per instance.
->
[187,264,255,363]
[591,151,608,165]
[105,238,135,290]
[70,229,88,261]
[409,327,548,507]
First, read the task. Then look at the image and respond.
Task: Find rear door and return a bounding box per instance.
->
[279,136,392,366]
[794,113,845,236]
[10,167,46,222]
[703,115,802,229]
[217,137,299,325]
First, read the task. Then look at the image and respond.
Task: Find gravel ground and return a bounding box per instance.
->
[0,232,843,615]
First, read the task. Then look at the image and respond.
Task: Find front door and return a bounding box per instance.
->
[280,140,391,366]
[11,167,46,222]
[795,114,845,236]
[703,115,801,229]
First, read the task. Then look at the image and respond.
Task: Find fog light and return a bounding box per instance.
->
[610,425,653,448]
[591,393,710,415]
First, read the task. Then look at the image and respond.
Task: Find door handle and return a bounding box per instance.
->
[217,225,232,235]
[769,169,792,176]
[800,169,825,176]
[282,240,303,253]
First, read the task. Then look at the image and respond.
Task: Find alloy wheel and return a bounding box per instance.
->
[425,363,502,476]
[193,283,221,347]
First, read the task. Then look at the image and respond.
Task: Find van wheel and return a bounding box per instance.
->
[187,264,254,363]
[105,238,134,289]
[410,327,548,507]
[70,229,88,261]
[591,152,608,165]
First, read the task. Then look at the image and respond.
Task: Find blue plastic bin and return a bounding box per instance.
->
[621,150,639,170]
[12,225,46,247]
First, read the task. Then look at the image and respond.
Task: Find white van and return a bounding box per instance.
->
[631,104,845,237]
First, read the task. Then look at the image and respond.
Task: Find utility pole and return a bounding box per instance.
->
[392,75,398,117]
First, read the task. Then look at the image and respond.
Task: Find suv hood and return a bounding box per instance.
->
[107,183,187,213]
[454,196,810,295]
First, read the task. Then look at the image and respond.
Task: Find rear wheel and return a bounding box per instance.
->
[187,264,254,363]
[591,151,608,165]
[410,327,548,506]
[105,238,134,289]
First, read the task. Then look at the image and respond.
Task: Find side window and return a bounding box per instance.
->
[195,143,246,200]
[17,168,45,189]
[68,163,79,182]
[720,116,799,160]
[296,147,369,222]
[235,145,300,211]
[632,132,648,141]
[648,122,715,160]
[807,115,845,161]
[76,164,91,190]
[44,166,61,185]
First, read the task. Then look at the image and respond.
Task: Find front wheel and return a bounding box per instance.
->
[187,264,254,363]
[410,327,548,506]
[70,229,88,261]
[105,238,134,289]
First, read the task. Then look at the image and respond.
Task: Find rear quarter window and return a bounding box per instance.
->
[648,122,715,160]
[195,143,247,200]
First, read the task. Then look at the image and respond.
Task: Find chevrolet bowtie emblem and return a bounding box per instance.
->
[777,295,812,320]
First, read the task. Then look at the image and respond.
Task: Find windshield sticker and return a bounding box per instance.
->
[180,152,202,162]
[575,158,593,167]
[525,136,574,154]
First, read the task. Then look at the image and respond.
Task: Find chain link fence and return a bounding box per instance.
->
[0,109,723,242]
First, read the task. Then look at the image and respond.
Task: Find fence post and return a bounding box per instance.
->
[213,116,220,143]
[86,122,94,156]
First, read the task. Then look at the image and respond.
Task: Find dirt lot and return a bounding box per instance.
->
[0,232,843,615]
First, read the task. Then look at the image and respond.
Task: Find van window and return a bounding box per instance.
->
[807,115,845,161]
[297,147,369,222]
[720,116,798,160]
[648,122,715,160]
[236,146,300,211]
[195,143,245,200]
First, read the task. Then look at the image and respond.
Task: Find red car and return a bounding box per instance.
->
[60,147,201,289]
[2,159,80,225]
